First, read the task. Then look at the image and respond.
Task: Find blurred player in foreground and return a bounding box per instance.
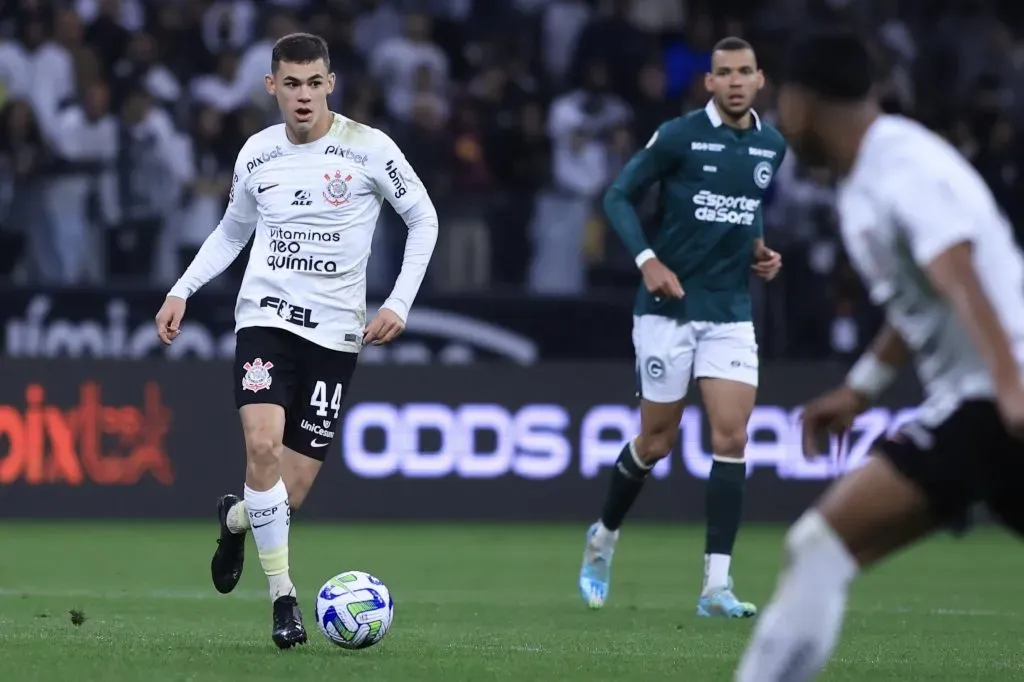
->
[578,37,786,617]
[154,33,438,648]
[735,28,1024,681]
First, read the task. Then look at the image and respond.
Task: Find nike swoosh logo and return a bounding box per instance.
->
[311,439,329,448]
[257,184,279,193]
[252,521,273,529]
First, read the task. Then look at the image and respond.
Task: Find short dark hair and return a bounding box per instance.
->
[781,27,876,101]
[711,36,754,54]
[271,32,330,73]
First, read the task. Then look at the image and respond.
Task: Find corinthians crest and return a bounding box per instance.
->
[241,357,274,392]
[323,170,353,206]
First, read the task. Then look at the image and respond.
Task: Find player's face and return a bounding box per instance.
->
[265,59,336,134]
[705,49,763,119]
[777,83,830,166]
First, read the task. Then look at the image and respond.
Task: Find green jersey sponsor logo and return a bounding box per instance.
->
[692,190,761,226]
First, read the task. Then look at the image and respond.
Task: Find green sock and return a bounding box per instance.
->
[705,458,747,557]
[599,441,652,531]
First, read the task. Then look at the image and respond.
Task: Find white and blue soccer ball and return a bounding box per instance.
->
[315,570,394,649]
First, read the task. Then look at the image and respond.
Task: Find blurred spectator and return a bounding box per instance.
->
[177,106,235,274]
[486,100,551,287]
[112,31,181,111]
[44,79,119,283]
[27,8,83,147]
[571,0,655,102]
[109,86,194,280]
[529,60,630,295]
[540,0,592,87]
[82,0,132,72]
[370,12,449,123]
[0,100,49,280]
[632,59,678,141]
[233,11,299,117]
[191,51,245,113]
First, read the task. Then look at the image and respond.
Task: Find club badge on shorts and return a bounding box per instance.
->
[241,357,274,392]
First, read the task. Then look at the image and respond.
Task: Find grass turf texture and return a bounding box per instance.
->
[0,522,1021,681]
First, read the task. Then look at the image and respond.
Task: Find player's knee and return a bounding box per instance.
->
[710,429,747,459]
[244,435,282,468]
[635,431,677,464]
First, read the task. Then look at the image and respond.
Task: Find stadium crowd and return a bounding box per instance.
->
[1,0,1023,359]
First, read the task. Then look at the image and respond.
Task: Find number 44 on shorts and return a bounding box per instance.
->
[310,380,343,419]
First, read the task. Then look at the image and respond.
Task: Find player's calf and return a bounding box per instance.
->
[580,402,681,608]
[212,445,323,596]
[734,509,856,680]
[600,431,675,534]
[703,428,748,596]
[238,405,298,607]
[698,377,756,614]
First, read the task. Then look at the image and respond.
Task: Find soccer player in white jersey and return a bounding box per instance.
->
[733,28,1024,681]
[153,33,438,649]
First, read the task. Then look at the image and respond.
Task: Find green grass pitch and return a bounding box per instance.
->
[1,522,1022,681]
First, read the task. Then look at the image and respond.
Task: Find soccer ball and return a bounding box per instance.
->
[315,571,394,649]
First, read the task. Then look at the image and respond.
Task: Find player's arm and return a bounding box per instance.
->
[604,124,685,298]
[843,323,910,404]
[892,175,1024,422]
[365,134,439,343]
[167,156,258,301]
[603,124,681,265]
[801,322,911,458]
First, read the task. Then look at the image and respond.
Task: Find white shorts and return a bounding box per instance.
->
[632,316,759,403]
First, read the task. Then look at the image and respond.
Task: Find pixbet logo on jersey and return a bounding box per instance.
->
[692,190,760,226]
[245,146,284,173]
[324,146,368,166]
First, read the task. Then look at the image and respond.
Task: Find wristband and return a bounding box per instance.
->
[845,353,897,402]
[635,249,656,268]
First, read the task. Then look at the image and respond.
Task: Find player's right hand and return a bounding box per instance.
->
[800,385,869,459]
[155,296,186,346]
[996,383,1024,440]
[640,258,684,300]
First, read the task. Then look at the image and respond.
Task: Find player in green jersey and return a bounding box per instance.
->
[578,37,787,617]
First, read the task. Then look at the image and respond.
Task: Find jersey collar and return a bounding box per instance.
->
[704,99,761,131]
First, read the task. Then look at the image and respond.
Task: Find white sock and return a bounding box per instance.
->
[735,510,858,682]
[703,553,731,594]
[244,479,295,601]
[226,500,249,533]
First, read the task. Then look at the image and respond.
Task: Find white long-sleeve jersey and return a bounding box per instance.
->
[838,115,1024,425]
[168,113,439,353]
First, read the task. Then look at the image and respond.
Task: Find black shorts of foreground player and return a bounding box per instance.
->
[154,33,438,650]
[734,29,1024,682]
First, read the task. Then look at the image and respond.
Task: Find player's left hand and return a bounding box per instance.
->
[752,244,782,281]
[363,308,405,346]
[800,385,869,459]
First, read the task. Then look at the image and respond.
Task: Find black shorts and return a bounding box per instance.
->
[234,326,359,461]
[877,400,1024,536]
